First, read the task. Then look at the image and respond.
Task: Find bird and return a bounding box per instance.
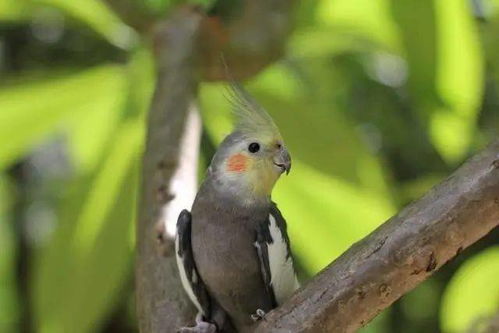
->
[175,82,299,333]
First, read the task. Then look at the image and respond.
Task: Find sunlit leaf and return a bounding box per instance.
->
[430,0,483,163]
[441,247,499,333]
[0,0,32,21]
[122,46,156,120]
[32,119,143,333]
[317,0,401,51]
[66,47,154,173]
[288,27,377,59]
[71,121,142,258]
[64,95,123,174]
[0,65,126,171]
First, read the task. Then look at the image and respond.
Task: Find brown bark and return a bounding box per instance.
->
[254,140,499,333]
[135,7,202,333]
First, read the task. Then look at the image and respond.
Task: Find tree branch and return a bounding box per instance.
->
[135,7,202,333]
[255,140,499,333]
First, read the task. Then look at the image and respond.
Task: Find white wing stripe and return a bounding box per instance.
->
[267,215,299,305]
[175,234,204,315]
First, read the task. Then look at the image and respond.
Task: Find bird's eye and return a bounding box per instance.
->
[248,142,260,153]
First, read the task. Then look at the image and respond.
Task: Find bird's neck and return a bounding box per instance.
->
[204,171,272,208]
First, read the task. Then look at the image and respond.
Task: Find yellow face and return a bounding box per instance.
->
[219,82,290,201]
[224,136,291,198]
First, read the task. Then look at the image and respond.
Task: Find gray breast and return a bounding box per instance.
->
[190,188,272,329]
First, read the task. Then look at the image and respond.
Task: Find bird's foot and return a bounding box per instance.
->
[250,308,266,322]
[178,313,217,333]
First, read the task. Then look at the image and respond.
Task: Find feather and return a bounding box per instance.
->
[225,82,282,141]
[266,214,300,305]
[175,210,211,316]
[176,236,203,314]
[254,205,299,307]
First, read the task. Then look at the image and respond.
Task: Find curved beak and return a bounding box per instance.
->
[274,148,292,175]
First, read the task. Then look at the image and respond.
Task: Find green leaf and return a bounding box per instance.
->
[390,0,440,110]
[64,94,124,174]
[32,120,143,333]
[317,0,402,51]
[0,65,127,171]
[288,27,377,59]
[441,246,499,333]
[71,121,142,258]
[0,0,32,21]
[430,0,483,163]
[122,46,156,119]
[66,47,153,174]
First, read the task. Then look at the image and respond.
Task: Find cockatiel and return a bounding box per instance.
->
[176,83,299,333]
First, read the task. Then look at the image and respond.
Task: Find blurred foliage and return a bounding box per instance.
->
[0,0,497,333]
[441,246,499,333]
[0,175,19,332]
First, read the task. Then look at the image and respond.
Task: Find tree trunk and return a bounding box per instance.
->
[135,7,202,333]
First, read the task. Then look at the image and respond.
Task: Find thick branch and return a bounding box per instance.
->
[255,140,499,333]
[135,7,202,333]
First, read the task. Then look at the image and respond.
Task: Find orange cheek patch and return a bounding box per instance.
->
[226,153,248,172]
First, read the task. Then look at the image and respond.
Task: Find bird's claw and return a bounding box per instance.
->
[251,308,266,322]
[177,313,217,333]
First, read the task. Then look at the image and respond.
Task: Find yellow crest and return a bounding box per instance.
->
[226,82,282,143]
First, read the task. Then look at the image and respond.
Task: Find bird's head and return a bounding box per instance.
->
[210,83,291,203]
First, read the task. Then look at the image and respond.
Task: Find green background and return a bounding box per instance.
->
[0,0,498,332]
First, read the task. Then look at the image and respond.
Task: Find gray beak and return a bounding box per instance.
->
[274,148,291,175]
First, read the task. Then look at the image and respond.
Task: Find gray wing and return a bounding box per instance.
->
[176,209,211,317]
[254,203,300,307]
